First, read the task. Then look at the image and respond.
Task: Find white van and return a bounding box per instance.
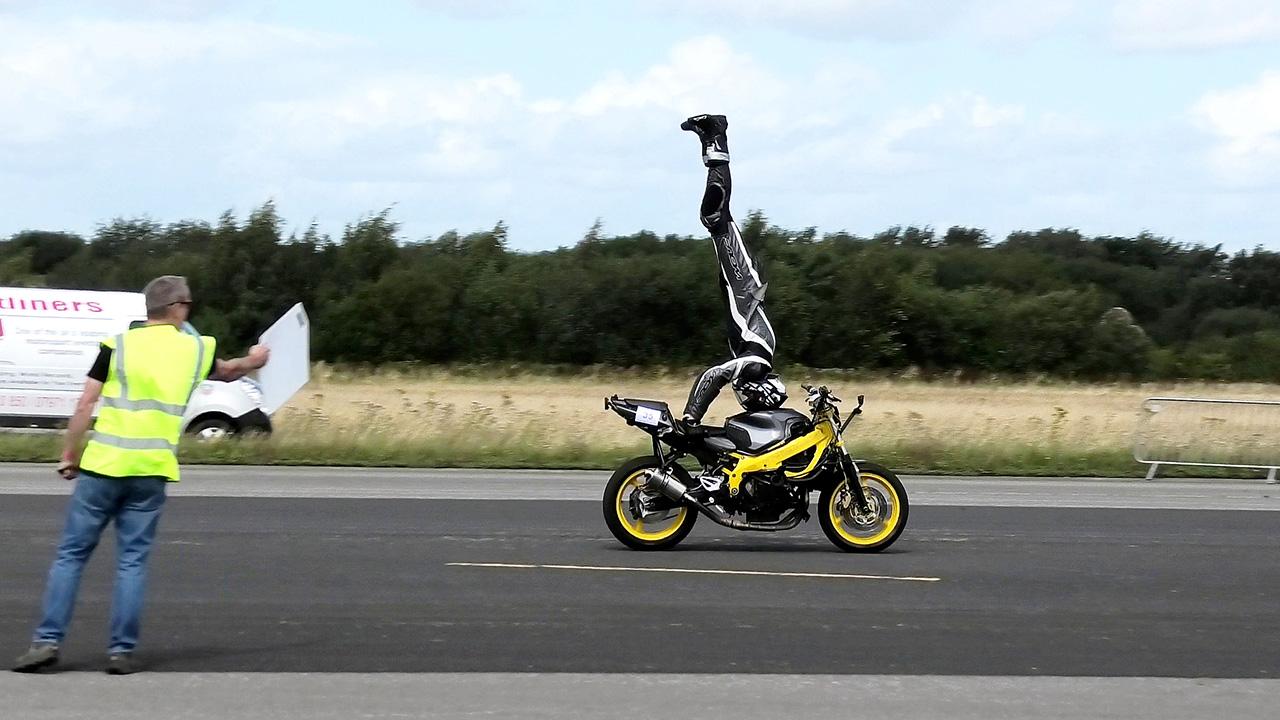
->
[0,287,308,438]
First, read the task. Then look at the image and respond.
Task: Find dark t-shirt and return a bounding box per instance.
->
[87,342,215,383]
[87,344,112,382]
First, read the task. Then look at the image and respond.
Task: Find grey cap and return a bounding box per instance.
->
[143,275,191,316]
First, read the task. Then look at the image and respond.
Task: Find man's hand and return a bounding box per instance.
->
[60,379,100,481]
[57,451,79,481]
[247,344,270,369]
[211,345,271,382]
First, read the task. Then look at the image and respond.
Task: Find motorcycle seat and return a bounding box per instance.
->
[724,409,812,454]
[695,426,737,453]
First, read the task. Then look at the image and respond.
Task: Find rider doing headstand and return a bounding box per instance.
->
[679,114,787,448]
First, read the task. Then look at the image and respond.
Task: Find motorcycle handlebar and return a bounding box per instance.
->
[803,384,841,405]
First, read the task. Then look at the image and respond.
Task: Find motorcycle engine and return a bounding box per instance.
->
[739,473,791,521]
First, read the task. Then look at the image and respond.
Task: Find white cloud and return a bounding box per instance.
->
[411,0,530,19]
[849,93,1030,175]
[2,0,249,19]
[961,0,1081,43]
[569,36,784,119]
[93,0,246,19]
[643,0,1082,42]
[0,16,348,142]
[1112,0,1280,50]
[0,18,1101,244]
[645,0,967,41]
[1193,71,1280,185]
[969,95,1027,128]
[562,35,882,152]
[238,34,815,201]
[221,33,898,241]
[240,72,527,179]
[1,6,1274,251]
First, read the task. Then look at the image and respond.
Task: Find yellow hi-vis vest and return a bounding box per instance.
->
[80,325,216,482]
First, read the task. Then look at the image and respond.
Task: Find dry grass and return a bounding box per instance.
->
[253,366,1280,474]
[3,367,1276,475]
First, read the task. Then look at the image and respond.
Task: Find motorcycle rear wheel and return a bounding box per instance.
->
[818,461,908,553]
[603,457,698,550]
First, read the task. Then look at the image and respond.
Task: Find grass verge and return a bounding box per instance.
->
[4,368,1275,478]
[0,433,1266,478]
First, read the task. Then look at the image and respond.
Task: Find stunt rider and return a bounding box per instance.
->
[678,114,787,494]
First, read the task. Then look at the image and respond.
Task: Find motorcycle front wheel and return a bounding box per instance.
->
[603,457,698,550]
[818,461,908,553]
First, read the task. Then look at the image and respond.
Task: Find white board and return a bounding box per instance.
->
[252,303,310,415]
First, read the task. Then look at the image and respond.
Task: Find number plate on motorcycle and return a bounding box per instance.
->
[635,407,663,426]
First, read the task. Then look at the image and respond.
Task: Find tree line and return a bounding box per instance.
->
[3,203,1278,381]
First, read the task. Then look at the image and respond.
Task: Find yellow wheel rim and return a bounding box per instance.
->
[830,472,901,546]
[615,469,688,542]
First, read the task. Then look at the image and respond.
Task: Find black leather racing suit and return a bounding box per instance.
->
[682,157,777,423]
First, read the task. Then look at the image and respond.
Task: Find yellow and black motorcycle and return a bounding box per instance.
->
[603,385,908,552]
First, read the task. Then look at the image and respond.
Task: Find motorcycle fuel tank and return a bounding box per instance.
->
[723,409,811,454]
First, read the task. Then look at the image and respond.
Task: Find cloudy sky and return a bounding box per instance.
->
[1,0,1277,251]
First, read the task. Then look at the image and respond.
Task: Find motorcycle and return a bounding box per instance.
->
[603,384,908,552]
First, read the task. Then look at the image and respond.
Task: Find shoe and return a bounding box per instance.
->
[12,643,59,673]
[673,416,706,438]
[680,113,728,135]
[105,653,140,675]
[681,114,730,166]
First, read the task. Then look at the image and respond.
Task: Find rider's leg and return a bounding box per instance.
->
[682,354,771,500]
[683,114,775,361]
[681,114,733,233]
[682,354,772,424]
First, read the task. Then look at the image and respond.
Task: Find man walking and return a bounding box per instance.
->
[12,276,269,674]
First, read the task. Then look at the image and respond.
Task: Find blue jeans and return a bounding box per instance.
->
[33,470,168,654]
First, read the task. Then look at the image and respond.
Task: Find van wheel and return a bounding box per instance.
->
[186,415,235,441]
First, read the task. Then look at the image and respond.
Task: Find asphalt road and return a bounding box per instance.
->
[2,466,1277,718]
[2,489,1277,675]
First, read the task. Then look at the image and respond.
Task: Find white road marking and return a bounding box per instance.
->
[447,561,941,582]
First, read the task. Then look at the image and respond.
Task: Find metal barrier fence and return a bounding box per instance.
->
[1135,396,1280,482]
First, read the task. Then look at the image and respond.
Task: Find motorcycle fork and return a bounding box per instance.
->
[837,445,873,515]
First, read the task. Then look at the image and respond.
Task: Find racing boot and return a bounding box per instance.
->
[681,114,730,166]
[673,416,708,439]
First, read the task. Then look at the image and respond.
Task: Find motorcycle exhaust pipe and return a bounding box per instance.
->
[645,469,807,532]
[645,469,693,503]
[696,503,805,532]
[690,496,806,532]
[645,469,756,528]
